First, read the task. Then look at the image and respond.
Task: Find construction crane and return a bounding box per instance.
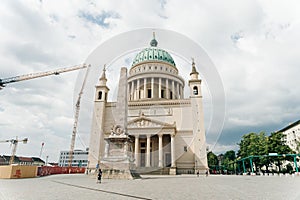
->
[0,137,28,165]
[0,63,90,167]
[0,64,88,89]
[68,64,91,167]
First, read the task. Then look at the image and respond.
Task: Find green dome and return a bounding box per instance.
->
[132,35,176,67]
[132,47,176,67]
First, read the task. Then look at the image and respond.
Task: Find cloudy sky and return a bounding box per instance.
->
[0,0,300,162]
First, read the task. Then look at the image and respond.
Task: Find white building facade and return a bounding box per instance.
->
[58,149,88,167]
[88,36,208,174]
[279,120,300,153]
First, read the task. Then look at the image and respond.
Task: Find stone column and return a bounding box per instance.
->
[151,77,154,98]
[166,79,169,99]
[176,82,179,99]
[158,78,162,98]
[144,78,147,99]
[131,80,135,101]
[158,134,163,167]
[172,80,175,99]
[171,134,175,167]
[146,135,151,167]
[179,84,183,99]
[137,79,140,100]
[135,135,139,167]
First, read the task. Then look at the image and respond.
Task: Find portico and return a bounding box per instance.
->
[128,116,176,169]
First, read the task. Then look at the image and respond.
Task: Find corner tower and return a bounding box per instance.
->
[88,66,109,169]
[188,59,208,171]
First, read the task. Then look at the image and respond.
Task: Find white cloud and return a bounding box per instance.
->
[1,0,300,160]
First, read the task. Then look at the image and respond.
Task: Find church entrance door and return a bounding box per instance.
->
[140,149,146,167]
[165,153,171,167]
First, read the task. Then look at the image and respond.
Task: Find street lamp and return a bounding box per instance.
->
[46,155,49,166]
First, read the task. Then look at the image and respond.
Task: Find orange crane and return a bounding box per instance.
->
[0,64,88,89]
[0,137,28,165]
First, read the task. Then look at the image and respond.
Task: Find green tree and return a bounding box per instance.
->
[222,150,236,172]
[237,132,268,172]
[267,132,295,172]
[207,151,218,168]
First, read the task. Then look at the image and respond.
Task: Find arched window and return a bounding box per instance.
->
[193,86,198,95]
[98,91,102,100]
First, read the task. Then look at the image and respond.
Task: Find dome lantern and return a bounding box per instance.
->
[150,32,158,47]
[131,33,176,68]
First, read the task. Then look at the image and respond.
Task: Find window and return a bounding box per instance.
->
[170,91,173,99]
[98,91,102,100]
[161,90,165,98]
[193,86,198,95]
[147,89,152,98]
[184,146,187,152]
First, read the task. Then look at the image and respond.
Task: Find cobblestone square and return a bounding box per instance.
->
[1,174,300,200]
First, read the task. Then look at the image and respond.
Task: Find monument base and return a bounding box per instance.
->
[101,159,140,179]
[169,167,177,175]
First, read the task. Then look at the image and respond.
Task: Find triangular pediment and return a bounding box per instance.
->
[127,116,175,129]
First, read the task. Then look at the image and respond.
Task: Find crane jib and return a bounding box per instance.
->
[0,64,88,89]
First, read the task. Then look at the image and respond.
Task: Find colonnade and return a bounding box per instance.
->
[134,133,176,168]
[128,78,184,100]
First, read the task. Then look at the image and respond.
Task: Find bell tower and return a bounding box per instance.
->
[88,66,110,170]
[188,59,208,172]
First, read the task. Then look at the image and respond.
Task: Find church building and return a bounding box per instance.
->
[88,35,208,175]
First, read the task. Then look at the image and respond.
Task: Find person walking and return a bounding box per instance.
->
[97,169,102,183]
[205,168,209,177]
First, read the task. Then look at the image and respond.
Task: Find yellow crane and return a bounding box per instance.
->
[0,137,28,165]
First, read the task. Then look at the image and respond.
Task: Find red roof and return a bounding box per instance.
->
[18,157,33,162]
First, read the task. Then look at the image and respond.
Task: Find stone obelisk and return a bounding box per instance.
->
[115,67,128,135]
[101,67,139,179]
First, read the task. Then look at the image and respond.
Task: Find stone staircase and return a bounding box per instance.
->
[130,169,142,179]
[136,167,170,175]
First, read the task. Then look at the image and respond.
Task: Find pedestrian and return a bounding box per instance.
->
[205,169,209,177]
[97,169,102,183]
[197,170,199,177]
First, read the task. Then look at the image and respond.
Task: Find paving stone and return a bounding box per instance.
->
[0,174,300,200]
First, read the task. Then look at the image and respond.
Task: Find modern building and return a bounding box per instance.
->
[58,149,89,167]
[88,35,208,174]
[0,155,45,166]
[278,120,300,153]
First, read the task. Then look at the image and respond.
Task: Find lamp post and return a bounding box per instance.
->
[46,155,49,166]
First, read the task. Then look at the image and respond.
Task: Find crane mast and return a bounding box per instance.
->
[0,64,88,89]
[68,65,91,167]
[0,63,90,167]
[0,137,28,165]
